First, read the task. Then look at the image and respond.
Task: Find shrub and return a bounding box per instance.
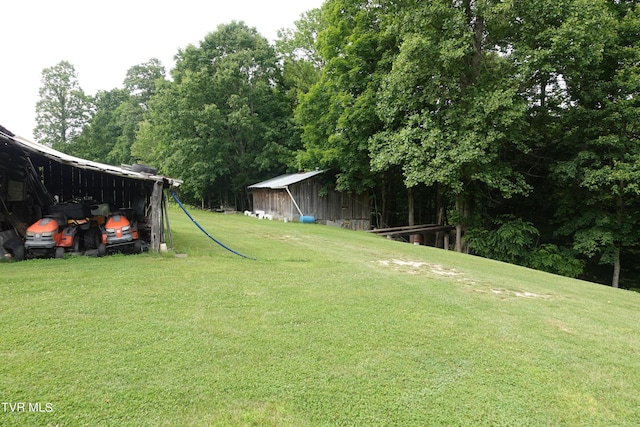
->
[467,215,584,278]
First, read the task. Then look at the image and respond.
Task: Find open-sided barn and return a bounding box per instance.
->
[248,170,371,231]
[0,125,180,258]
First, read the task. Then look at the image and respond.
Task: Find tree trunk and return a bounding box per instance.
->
[455,223,463,252]
[408,187,415,226]
[612,245,621,288]
[408,187,416,244]
[435,184,444,248]
[381,179,388,228]
[612,193,623,288]
[455,195,465,253]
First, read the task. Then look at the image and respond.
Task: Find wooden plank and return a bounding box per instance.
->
[373,225,453,237]
[367,224,439,234]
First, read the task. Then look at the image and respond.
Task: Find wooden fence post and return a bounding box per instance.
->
[150,180,164,252]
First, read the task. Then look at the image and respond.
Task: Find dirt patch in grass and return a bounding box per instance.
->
[547,318,573,333]
[462,286,555,301]
[488,288,554,300]
[377,259,462,277]
[376,259,555,301]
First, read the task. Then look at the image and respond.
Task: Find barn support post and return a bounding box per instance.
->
[150,180,164,252]
[163,190,174,250]
[285,186,304,217]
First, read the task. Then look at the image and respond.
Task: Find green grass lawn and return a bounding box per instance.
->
[2,204,640,426]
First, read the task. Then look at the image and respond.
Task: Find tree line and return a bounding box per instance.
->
[33,0,640,289]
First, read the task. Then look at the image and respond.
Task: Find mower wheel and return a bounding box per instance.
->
[97,243,106,257]
[72,236,81,253]
[133,240,143,254]
[55,247,65,259]
[13,245,25,262]
[83,229,100,250]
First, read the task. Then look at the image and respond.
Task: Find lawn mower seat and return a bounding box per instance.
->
[45,212,68,228]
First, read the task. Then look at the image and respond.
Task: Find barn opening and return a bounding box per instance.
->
[0,125,181,258]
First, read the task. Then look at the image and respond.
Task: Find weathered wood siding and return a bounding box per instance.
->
[251,176,370,230]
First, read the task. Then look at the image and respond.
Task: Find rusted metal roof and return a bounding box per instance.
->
[248,170,325,189]
[2,129,181,186]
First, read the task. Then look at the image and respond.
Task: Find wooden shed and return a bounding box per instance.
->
[0,125,181,253]
[248,170,371,231]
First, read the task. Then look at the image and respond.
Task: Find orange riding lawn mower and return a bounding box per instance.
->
[97,209,144,256]
[23,201,146,259]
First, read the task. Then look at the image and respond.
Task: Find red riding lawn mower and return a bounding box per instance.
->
[97,210,143,256]
[23,201,99,259]
[24,212,86,258]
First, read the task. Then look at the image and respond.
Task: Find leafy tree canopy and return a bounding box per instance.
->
[145,22,299,206]
[34,60,91,150]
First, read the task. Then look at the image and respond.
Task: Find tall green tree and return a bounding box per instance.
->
[34,61,91,150]
[370,0,530,251]
[70,88,130,162]
[551,1,640,287]
[123,58,166,108]
[296,0,402,196]
[74,59,166,165]
[276,8,325,97]
[106,100,145,165]
[145,22,297,208]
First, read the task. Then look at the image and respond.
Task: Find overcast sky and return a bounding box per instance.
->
[1,0,325,141]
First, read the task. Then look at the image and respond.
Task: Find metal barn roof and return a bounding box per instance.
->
[248,170,325,190]
[1,128,181,186]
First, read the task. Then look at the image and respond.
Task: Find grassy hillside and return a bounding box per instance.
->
[2,205,640,426]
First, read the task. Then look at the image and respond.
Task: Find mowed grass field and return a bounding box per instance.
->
[2,204,640,426]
